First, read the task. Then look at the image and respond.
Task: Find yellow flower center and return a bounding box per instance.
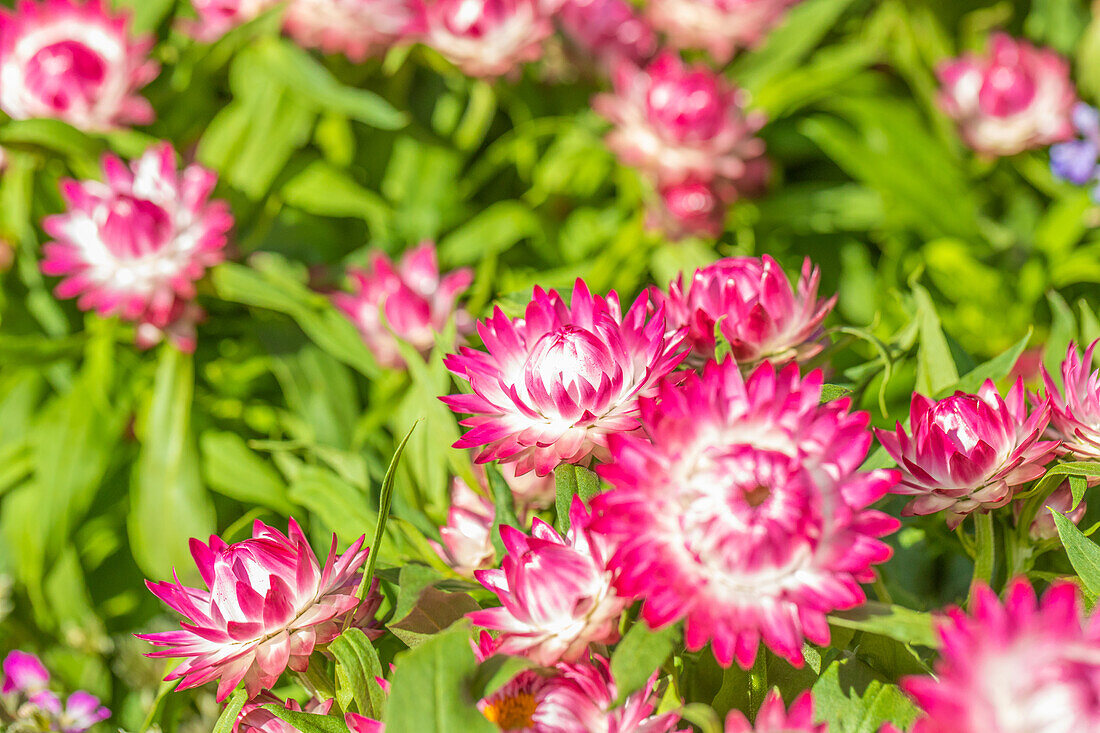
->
[482,691,538,730]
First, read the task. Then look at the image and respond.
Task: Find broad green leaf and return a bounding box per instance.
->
[611,623,680,703]
[820,384,853,403]
[811,653,919,733]
[332,627,386,717]
[936,330,1032,397]
[554,464,579,534]
[439,201,542,266]
[391,564,445,621]
[388,585,480,648]
[468,655,539,700]
[289,465,378,543]
[263,708,350,733]
[828,602,937,648]
[1043,291,1076,392]
[0,118,102,161]
[913,284,959,397]
[1019,462,1100,500]
[1054,510,1100,595]
[1072,475,1088,511]
[200,431,294,515]
[281,159,392,235]
[213,690,249,733]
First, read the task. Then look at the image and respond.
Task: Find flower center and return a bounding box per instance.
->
[647,73,725,141]
[928,397,983,452]
[25,41,107,112]
[524,326,615,394]
[101,195,174,260]
[482,691,537,730]
[979,64,1037,117]
[443,0,507,36]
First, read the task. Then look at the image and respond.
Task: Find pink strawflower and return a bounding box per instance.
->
[652,255,834,367]
[876,379,1058,529]
[595,52,767,189]
[34,690,111,733]
[139,519,378,701]
[1043,340,1100,460]
[41,143,232,352]
[468,498,628,666]
[2,650,49,695]
[441,279,685,476]
[345,712,385,732]
[903,579,1100,733]
[557,0,657,69]
[282,0,423,61]
[937,33,1077,157]
[422,0,552,78]
[332,242,472,370]
[591,360,900,668]
[645,0,801,64]
[1021,482,1086,541]
[724,691,823,733]
[0,0,158,131]
[234,694,333,733]
[647,178,729,239]
[185,0,275,41]
[430,477,497,577]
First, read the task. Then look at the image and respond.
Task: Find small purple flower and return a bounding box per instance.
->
[1051,102,1100,193]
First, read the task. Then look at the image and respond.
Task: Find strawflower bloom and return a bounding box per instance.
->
[648,178,729,240]
[186,0,276,41]
[422,0,552,78]
[595,52,767,189]
[430,477,497,577]
[937,33,1077,157]
[724,691,823,733]
[41,143,233,352]
[652,255,834,367]
[1042,340,1100,461]
[1020,482,1085,541]
[467,497,628,666]
[140,518,378,701]
[0,0,158,131]
[557,0,657,70]
[591,359,900,668]
[876,379,1057,529]
[902,579,1100,733]
[332,242,473,370]
[441,279,685,476]
[235,694,333,733]
[645,0,802,64]
[282,0,423,61]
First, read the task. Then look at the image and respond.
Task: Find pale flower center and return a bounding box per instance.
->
[25,40,106,112]
[524,326,615,395]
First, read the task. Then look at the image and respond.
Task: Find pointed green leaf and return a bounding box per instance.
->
[611,623,680,703]
[213,689,248,733]
[1055,510,1100,594]
[332,627,386,717]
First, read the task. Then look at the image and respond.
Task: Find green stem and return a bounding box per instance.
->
[969,511,996,606]
[748,650,768,719]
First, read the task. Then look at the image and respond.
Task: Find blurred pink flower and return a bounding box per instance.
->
[903,579,1100,733]
[937,33,1077,157]
[1,650,49,695]
[0,0,158,131]
[140,519,379,701]
[345,712,385,732]
[467,498,628,666]
[648,178,729,239]
[283,0,423,60]
[724,691,823,732]
[876,379,1058,529]
[2,652,109,733]
[557,0,657,69]
[653,255,834,366]
[591,360,899,668]
[1043,340,1100,460]
[41,143,232,352]
[441,279,685,476]
[36,690,111,733]
[1021,482,1085,541]
[332,242,473,369]
[186,0,275,41]
[234,694,334,733]
[596,52,766,189]
[646,0,802,64]
[422,0,552,78]
[430,477,497,577]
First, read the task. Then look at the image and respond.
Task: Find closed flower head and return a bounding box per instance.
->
[645,0,802,64]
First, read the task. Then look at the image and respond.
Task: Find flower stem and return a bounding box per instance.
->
[968,511,996,606]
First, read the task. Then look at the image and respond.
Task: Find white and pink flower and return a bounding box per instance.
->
[41,143,232,352]
[652,255,834,366]
[1043,340,1100,460]
[282,0,424,61]
[441,279,685,476]
[332,242,473,369]
[140,519,379,701]
[902,579,1100,733]
[591,359,899,668]
[937,33,1077,157]
[557,0,657,70]
[724,691,823,733]
[430,477,497,577]
[1022,482,1086,541]
[646,0,802,64]
[0,0,159,131]
[185,0,275,42]
[422,0,552,78]
[234,694,335,733]
[876,380,1058,529]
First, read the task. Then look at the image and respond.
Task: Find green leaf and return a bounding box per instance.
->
[1071,475,1088,511]
[112,0,176,33]
[388,585,480,648]
[213,689,249,733]
[289,465,378,542]
[263,708,350,733]
[332,627,386,717]
[384,621,497,733]
[0,118,102,161]
[486,463,521,558]
[554,464,579,535]
[439,201,542,266]
[200,431,294,515]
[820,384,853,403]
[936,330,1033,398]
[1054,510,1100,595]
[811,653,919,733]
[281,159,392,234]
[355,425,416,604]
[828,602,938,648]
[1043,291,1077,392]
[1020,462,1100,500]
[610,623,680,704]
[913,284,959,397]
[468,655,539,700]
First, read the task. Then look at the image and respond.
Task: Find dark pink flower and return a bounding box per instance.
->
[557,0,657,69]
[724,691,823,732]
[1043,340,1100,460]
[283,0,423,60]
[185,0,275,41]
[1020,482,1085,541]
[422,0,552,78]
[646,0,802,64]
[1,650,49,695]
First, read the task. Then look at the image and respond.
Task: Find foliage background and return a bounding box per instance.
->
[3,0,1100,730]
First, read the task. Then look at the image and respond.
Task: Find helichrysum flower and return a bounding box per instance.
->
[332,242,473,370]
[282,0,423,61]
[1020,482,1085,541]
[591,360,899,668]
[902,579,1100,733]
[876,379,1057,529]
[652,255,834,367]
[422,0,552,78]
[724,691,823,733]
[0,0,159,131]
[186,0,275,42]
[441,279,685,476]
[139,519,377,701]
[557,0,657,70]
[41,143,233,352]
[234,693,333,733]
[1042,340,1100,461]
[595,52,766,189]
[430,477,497,577]
[467,498,628,666]
[645,0,801,65]
[937,33,1077,157]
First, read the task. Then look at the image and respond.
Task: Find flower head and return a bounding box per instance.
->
[937,33,1077,157]
[139,518,378,701]
[442,279,685,476]
[724,691,823,733]
[2,651,49,696]
[1043,340,1100,461]
[422,0,552,78]
[333,242,472,370]
[185,0,275,41]
[595,52,766,188]
[0,0,158,131]
[645,0,801,64]
[431,477,497,577]
[591,360,899,668]
[1021,482,1086,541]
[652,255,834,366]
[903,579,1100,733]
[41,143,232,352]
[1,652,109,733]
[558,0,656,70]
[467,498,628,666]
[876,379,1058,529]
[282,0,423,60]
